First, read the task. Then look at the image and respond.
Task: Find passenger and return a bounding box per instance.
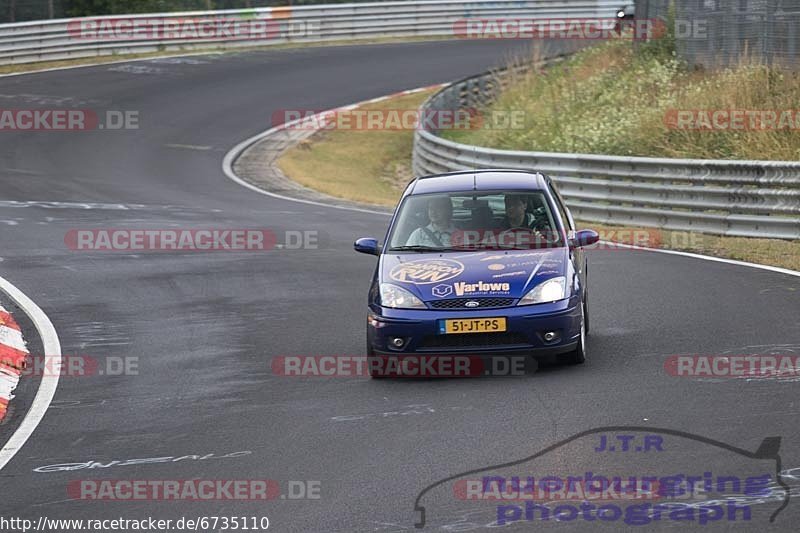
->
[405,196,457,247]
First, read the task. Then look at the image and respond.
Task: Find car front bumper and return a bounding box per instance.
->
[367,296,581,360]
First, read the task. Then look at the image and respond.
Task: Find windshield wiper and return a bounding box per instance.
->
[389,245,491,253]
[388,245,446,252]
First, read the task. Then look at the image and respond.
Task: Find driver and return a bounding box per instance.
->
[405,196,458,247]
[502,194,536,229]
[499,193,552,248]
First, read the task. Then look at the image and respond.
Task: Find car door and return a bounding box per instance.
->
[546,178,587,299]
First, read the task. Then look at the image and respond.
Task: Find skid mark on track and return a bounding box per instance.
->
[0,200,136,210]
[148,57,210,65]
[0,168,43,175]
[48,399,103,409]
[330,404,474,422]
[71,321,131,350]
[0,200,226,216]
[107,64,166,75]
[0,93,110,106]
[165,143,214,151]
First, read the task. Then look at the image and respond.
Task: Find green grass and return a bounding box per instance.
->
[277,90,433,207]
[579,221,799,271]
[443,39,800,161]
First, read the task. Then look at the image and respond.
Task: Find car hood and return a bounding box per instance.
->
[380,248,568,301]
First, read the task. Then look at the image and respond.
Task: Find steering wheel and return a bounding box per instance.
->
[497,227,552,249]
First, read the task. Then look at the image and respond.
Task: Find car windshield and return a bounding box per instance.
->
[387,190,563,252]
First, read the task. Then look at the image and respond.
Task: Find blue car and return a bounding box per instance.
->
[354,170,599,378]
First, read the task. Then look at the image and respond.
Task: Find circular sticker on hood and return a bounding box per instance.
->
[389,259,465,285]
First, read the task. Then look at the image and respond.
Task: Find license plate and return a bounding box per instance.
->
[440,318,507,334]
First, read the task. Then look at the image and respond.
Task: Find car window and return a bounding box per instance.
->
[549,182,574,233]
[387,190,562,251]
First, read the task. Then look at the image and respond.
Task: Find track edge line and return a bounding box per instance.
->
[0,276,61,471]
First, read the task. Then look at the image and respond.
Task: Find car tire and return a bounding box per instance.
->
[584,289,590,335]
[567,304,587,365]
[524,357,540,374]
[582,265,590,335]
[368,358,387,378]
[367,343,388,379]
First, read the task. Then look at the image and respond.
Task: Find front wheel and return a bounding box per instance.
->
[368,357,388,379]
[567,303,587,365]
[366,341,387,379]
[584,288,590,334]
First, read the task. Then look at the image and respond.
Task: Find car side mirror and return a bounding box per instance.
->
[570,229,600,249]
[354,237,380,256]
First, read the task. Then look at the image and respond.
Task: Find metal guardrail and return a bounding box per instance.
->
[0,0,621,65]
[413,69,800,239]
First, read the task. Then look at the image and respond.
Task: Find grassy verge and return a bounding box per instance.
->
[277,90,434,207]
[443,39,800,160]
[576,221,799,271]
[276,88,799,271]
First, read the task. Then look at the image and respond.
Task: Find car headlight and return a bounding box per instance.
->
[518,277,567,306]
[380,283,426,309]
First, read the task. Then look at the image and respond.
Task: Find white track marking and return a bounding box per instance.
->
[601,241,800,278]
[165,144,213,151]
[222,132,391,217]
[222,84,445,217]
[0,276,61,472]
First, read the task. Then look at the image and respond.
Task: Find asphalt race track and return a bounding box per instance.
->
[0,39,798,532]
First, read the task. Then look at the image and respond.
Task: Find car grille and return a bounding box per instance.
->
[428,298,516,309]
[419,332,529,349]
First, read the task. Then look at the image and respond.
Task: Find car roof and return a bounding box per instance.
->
[406,169,548,197]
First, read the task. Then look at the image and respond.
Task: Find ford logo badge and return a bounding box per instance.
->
[465,301,480,308]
